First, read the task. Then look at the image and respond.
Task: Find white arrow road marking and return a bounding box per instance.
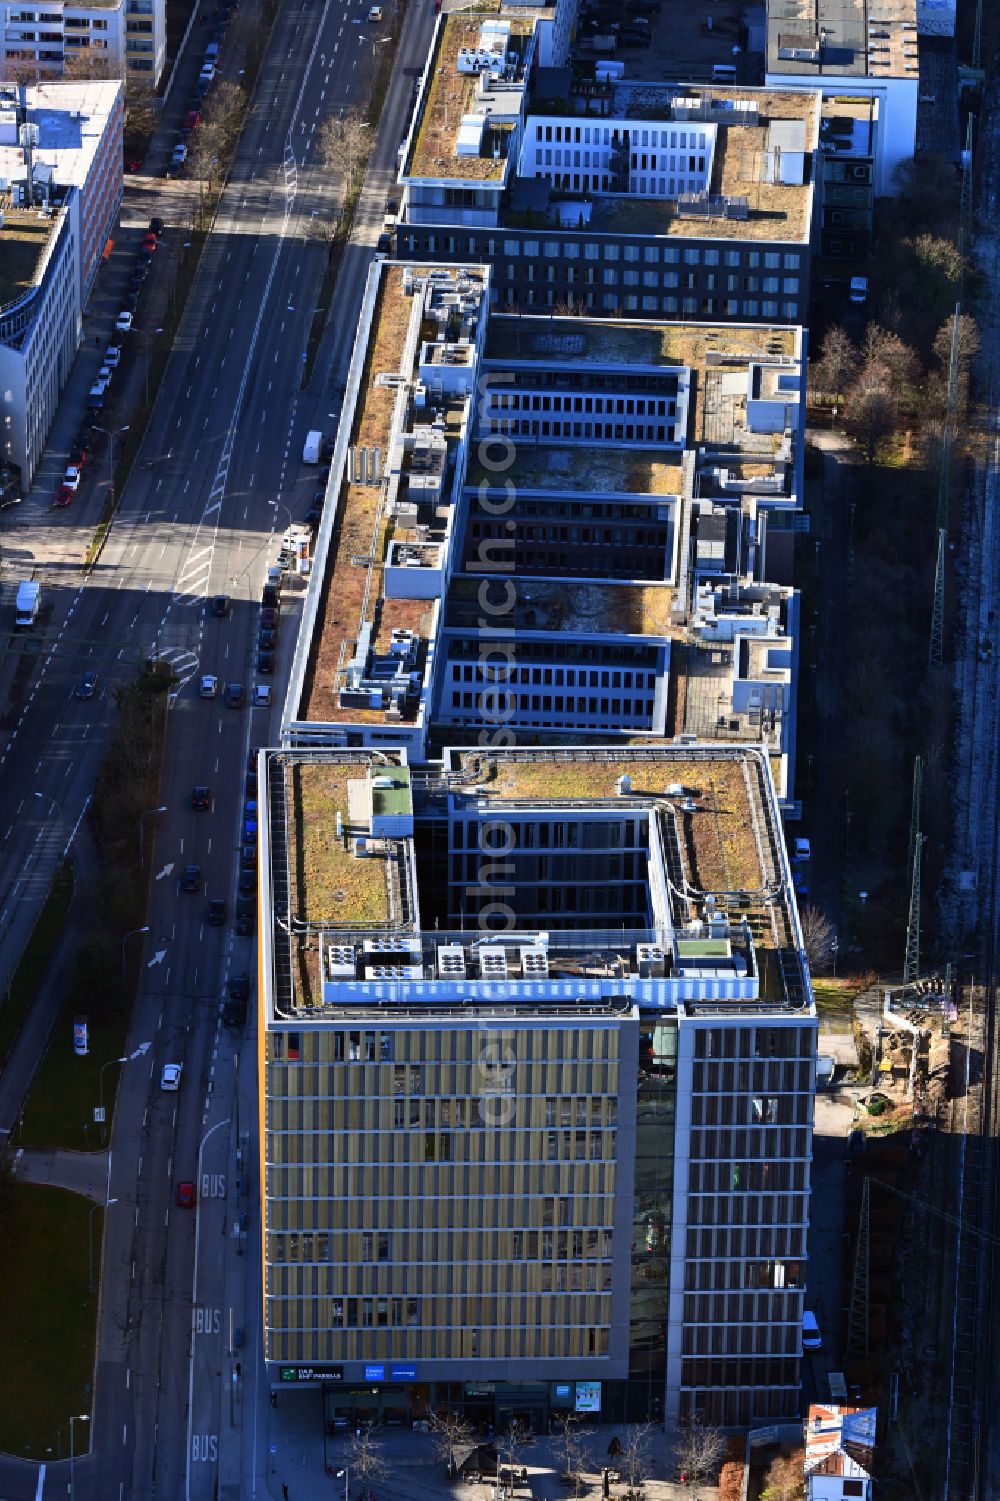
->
[147,950,168,969]
[156,863,175,881]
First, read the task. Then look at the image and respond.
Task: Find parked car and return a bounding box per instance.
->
[104,346,121,368]
[257,650,275,675]
[62,465,83,491]
[148,216,165,235]
[794,837,812,862]
[199,62,216,82]
[184,110,200,132]
[172,142,189,166]
[253,684,272,708]
[238,868,256,896]
[53,486,74,508]
[260,607,278,629]
[141,233,158,252]
[199,674,218,698]
[802,1311,822,1350]
[258,627,276,650]
[176,1181,196,1207]
[115,311,133,332]
[75,670,98,699]
[229,972,250,1001]
[211,593,231,617]
[235,899,256,936]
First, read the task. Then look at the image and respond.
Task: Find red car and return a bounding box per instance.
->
[53,486,73,508]
[176,1181,196,1208]
[141,234,157,252]
[184,110,200,131]
[125,158,143,173]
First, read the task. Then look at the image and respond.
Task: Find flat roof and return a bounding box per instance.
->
[286,760,394,926]
[446,574,677,639]
[542,84,818,242]
[468,446,684,497]
[485,315,797,370]
[766,0,919,79]
[407,13,532,183]
[0,208,55,308]
[448,747,767,895]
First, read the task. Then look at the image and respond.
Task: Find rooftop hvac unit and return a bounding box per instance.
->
[372,775,396,789]
[354,836,369,857]
[708,912,730,937]
[437,943,467,979]
[665,782,686,797]
[616,773,633,795]
[326,945,356,980]
[479,947,508,980]
[520,946,549,979]
[636,943,666,978]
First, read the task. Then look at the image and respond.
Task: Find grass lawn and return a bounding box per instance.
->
[18,999,128,1152]
[0,861,74,1066]
[812,978,857,1021]
[0,1182,98,1456]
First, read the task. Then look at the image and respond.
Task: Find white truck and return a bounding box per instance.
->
[302,430,322,464]
[15,579,40,629]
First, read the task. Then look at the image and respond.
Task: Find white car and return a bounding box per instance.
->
[794,837,812,862]
[172,142,188,165]
[97,365,113,384]
[368,4,383,17]
[63,466,82,491]
[802,1310,822,1350]
[199,673,218,698]
[160,1062,183,1091]
[115,311,133,333]
[104,345,121,367]
[198,63,215,82]
[254,684,272,707]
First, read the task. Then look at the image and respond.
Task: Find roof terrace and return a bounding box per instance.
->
[446,574,677,639]
[0,204,56,311]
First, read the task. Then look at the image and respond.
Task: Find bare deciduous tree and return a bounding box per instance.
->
[427,1408,475,1473]
[347,1423,389,1499]
[619,1422,654,1492]
[810,325,857,401]
[672,1419,727,1492]
[761,1451,805,1501]
[844,367,896,462]
[553,1412,589,1495]
[318,109,370,189]
[496,1419,529,1491]
[800,904,836,971]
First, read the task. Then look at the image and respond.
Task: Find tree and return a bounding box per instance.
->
[427,1408,475,1475]
[861,325,920,396]
[347,1424,389,1499]
[810,325,857,401]
[760,1451,805,1501]
[619,1422,654,1493]
[800,904,835,971]
[933,311,980,373]
[496,1417,529,1482]
[553,1412,589,1496]
[672,1419,727,1492]
[318,109,370,189]
[61,47,118,81]
[844,367,896,462]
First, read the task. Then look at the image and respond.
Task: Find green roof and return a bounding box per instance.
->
[371,766,412,820]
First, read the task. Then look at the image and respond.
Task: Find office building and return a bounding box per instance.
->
[1,0,127,79]
[765,0,918,196]
[259,742,817,1428]
[0,79,123,483]
[393,12,819,324]
[284,261,804,804]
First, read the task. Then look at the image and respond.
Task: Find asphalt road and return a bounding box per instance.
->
[0,0,434,1495]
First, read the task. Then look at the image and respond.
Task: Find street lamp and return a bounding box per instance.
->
[142,327,165,405]
[121,925,150,983]
[94,424,129,504]
[97,1052,128,1147]
[69,1412,90,1501]
[139,804,167,869]
[87,1196,118,1294]
[336,1467,349,1501]
[831,936,839,978]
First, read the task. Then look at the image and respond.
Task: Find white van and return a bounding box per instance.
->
[803,1310,822,1350]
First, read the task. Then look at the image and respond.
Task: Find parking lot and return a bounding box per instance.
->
[575,0,762,86]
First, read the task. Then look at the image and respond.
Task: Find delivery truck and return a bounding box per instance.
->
[302,430,322,464]
[15,579,40,629]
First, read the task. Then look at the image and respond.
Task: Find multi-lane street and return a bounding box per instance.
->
[0,0,434,1495]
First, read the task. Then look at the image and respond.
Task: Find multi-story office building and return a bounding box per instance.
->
[1,0,127,78]
[284,261,804,802]
[393,11,818,325]
[123,0,164,82]
[765,0,918,197]
[0,80,123,483]
[259,742,817,1428]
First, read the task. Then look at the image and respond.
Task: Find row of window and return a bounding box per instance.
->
[448,662,657,689]
[269,1028,619,1064]
[403,231,801,269]
[266,1325,611,1360]
[532,122,710,151]
[688,1192,808,1228]
[685,1258,803,1293]
[267,1226,617,1265]
[497,287,799,319]
[685,1225,807,1259]
[464,547,664,579]
[694,1025,814,1058]
[682,1289,803,1325]
[690,1092,812,1127]
[693,1058,813,1093]
[690,1128,810,1162]
[489,418,674,444]
[687,1159,809,1195]
[682,1321,800,1357]
[449,691,655,721]
[487,392,678,416]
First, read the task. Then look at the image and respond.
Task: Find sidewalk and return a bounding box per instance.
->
[263,1414,719,1501]
[10,1145,109,1199]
